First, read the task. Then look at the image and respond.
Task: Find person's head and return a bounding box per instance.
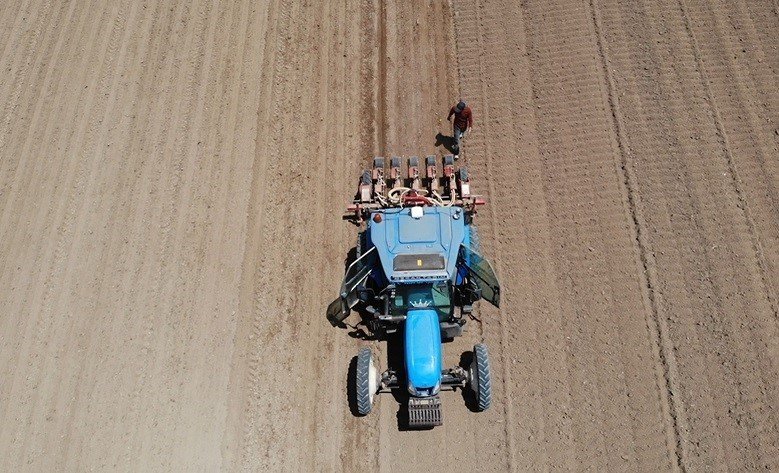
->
[456,100,466,112]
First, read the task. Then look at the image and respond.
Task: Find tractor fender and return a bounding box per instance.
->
[404,309,443,394]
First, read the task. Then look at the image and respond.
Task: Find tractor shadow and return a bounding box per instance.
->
[459,350,480,413]
[326,245,380,340]
[435,132,458,154]
[384,333,419,431]
[326,246,357,329]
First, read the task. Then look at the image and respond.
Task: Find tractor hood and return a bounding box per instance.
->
[368,206,465,283]
[404,309,442,393]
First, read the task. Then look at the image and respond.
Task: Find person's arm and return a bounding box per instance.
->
[467,109,473,129]
[447,107,455,121]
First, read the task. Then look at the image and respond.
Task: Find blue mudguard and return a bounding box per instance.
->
[405,309,442,393]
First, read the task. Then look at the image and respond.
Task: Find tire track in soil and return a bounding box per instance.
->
[90,0,207,466]
[336,0,386,471]
[56,3,194,467]
[147,0,260,467]
[20,0,160,466]
[376,0,388,156]
[453,1,518,469]
[0,0,58,158]
[1,2,138,466]
[365,2,491,471]
[292,1,364,469]
[681,0,779,316]
[224,0,281,465]
[83,5,192,466]
[588,0,688,469]
[0,0,103,273]
[2,0,777,470]
[336,1,383,471]
[1,0,161,467]
[59,0,231,467]
[0,0,106,417]
[677,0,779,320]
[42,1,161,469]
[740,0,779,79]
[0,0,270,469]
[0,0,82,248]
[230,0,308,469]
[0,0,29,56]
[455,0,679,470]
[594,0,779,469]
[228,0,367,471]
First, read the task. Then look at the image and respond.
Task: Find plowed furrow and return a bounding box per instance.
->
[596,0,779,469]
[454,0,679,470]
[374,2,481,471]
[1,0,777,470]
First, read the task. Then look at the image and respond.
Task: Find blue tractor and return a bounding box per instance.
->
[327,155,501,428]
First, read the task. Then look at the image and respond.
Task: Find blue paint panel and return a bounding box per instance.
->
[368,207,466,282]
[384,216,398,253]
[398,214,437,243]
[404,309,442,389]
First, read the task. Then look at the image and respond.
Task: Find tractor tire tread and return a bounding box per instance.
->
[474,343,492,411]
[356,347,373,415]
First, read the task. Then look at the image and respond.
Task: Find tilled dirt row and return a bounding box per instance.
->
[592,0,779,469]
[449,0,779,469]
[0,0,273,470]
[369,2,497,471]
[227,0,367,471]
[453,0,676,469]
[0,0,776,471]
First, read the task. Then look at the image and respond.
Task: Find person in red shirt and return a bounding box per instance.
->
[447,100,473,158]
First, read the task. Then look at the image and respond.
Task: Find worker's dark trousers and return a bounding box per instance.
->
[453,126,465,154]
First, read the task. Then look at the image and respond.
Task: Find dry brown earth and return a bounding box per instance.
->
[0,0,777,471]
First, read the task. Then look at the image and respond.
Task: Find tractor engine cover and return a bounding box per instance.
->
[405,308,442,395]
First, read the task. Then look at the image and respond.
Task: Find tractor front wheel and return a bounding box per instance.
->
[356,347,379,415]
[469,343,492,411]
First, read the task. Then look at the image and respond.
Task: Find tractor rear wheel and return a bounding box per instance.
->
[469,343,492,411]
[356,347,378,415]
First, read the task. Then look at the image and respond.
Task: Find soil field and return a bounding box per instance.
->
[0,0,777,471]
